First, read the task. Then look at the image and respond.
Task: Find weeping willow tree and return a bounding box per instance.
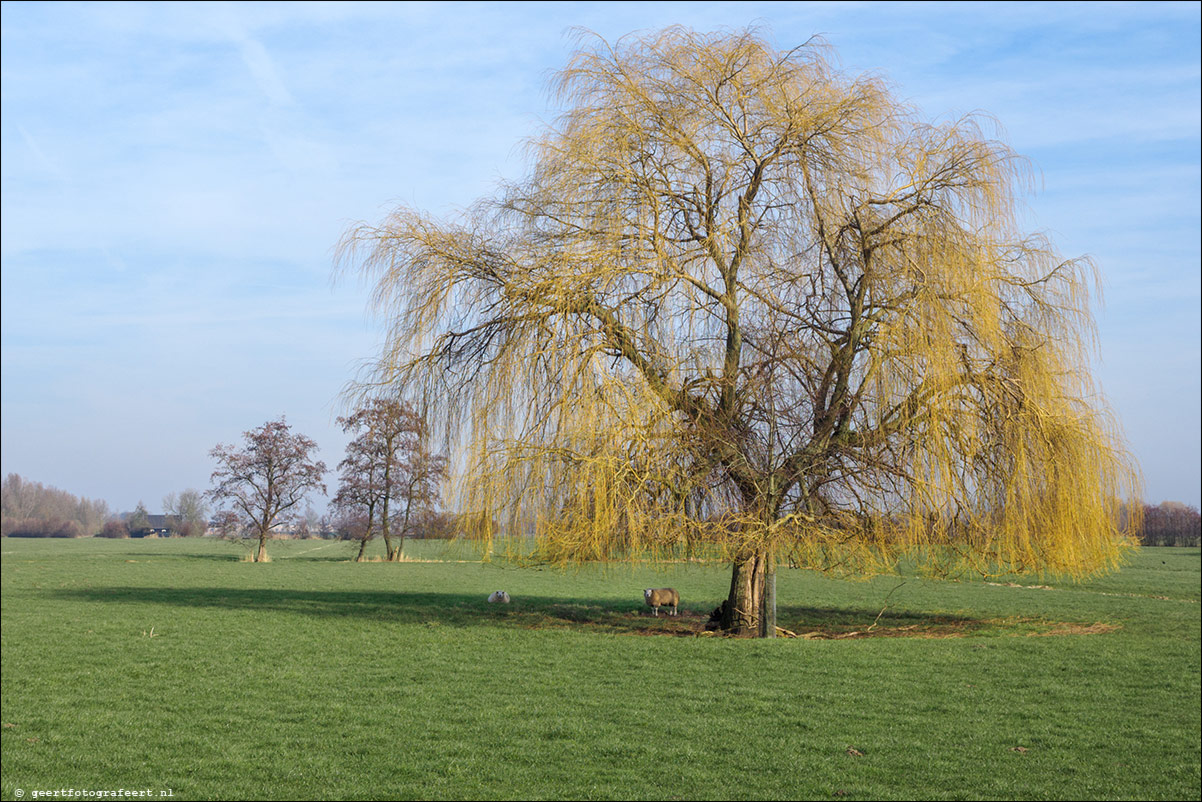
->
[339,27,1140,635]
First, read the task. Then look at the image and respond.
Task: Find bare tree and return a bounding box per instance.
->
[391,418,449,559]
[207,417,327,562]
[332,423,384,561]
[126,502,151,537]
[334,398,448,561]
[2,473,110,536]
[163,489,210,536]
[294,503,322,540]
[99,520,130,539]
[1,474,40,523]
[330,507,371,544]
[1140,502,1201,547]
[339,28,1140,635]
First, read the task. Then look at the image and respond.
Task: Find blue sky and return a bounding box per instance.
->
[2,1,1199,513]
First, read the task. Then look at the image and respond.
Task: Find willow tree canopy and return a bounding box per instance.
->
[339,27,1140,634]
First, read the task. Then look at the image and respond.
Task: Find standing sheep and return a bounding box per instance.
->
[643,588,679,617]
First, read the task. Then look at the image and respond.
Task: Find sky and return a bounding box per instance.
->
[2,1,1199,514]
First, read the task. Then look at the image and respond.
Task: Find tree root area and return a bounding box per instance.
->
[515,604,1120,640]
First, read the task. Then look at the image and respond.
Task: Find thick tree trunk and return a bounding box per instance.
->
[762,560,776,638]
[356,532,371,562]
[721,550,769,635]
[255,532,268,563]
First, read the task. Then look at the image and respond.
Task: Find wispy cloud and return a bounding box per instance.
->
[15,125,71,183]
[231,30,295,107]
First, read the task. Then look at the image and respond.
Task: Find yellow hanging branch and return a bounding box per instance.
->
[338,26,1140,603]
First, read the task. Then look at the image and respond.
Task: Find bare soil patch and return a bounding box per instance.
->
[512,604,1119,639]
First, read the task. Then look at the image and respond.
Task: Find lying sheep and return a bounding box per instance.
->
[643,588,679,616]
[487,590,511,603]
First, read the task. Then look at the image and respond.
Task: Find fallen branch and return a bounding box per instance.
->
[866,580,907,633]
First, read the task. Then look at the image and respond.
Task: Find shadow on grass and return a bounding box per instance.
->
[117,551,246,562]
[112,548,359,564]
[46,585,1054,638]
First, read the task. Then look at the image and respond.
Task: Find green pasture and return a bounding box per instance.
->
[1,537,1198,800]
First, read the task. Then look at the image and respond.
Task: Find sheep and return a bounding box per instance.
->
[643,588,679,617]
[487,590,511,603]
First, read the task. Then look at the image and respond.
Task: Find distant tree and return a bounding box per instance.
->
[1,473,39,523]
[334,398,448,561]
[411,510,460,540]
[126,502,151,537]
[163,489,209,536]
[1140,501,1201,547]
[4,518,85,538]
[211,509,245,538]
[1,473,109,536]
[207,417,327,562]
[294,503,322,540]
[99,520,130,539]
[330,507,372,555]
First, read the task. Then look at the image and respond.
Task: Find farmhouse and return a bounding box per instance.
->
[130,514,176,538]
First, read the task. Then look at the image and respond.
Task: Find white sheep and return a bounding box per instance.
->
[487,590,511,603]
[643,588,679,616]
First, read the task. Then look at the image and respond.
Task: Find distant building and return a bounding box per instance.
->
[131,514,176,538]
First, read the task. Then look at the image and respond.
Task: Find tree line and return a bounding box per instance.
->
[1,473,109,537]
[1135,501,1201,547]
[3,450,1196,551]
[1,400,451,554]
[4,409,1194,552]
[1,474,216,539]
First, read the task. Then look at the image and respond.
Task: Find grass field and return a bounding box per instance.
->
[2,537,1198,800]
